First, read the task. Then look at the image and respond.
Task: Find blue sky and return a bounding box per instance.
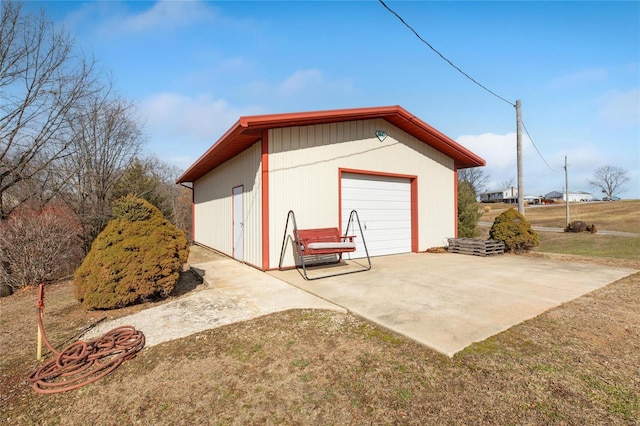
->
[25,1,640,198]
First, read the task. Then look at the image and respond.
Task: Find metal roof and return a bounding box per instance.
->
[177,105,485,183]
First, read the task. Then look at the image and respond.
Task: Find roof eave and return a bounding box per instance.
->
[176,105,486,183]
[176,119,246,183]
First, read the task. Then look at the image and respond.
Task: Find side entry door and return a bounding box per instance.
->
[232,186,244,262]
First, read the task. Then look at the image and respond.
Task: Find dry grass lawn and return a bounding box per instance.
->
[481,199,640,234]
[1,201,639,425]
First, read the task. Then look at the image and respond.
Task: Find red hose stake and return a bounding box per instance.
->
[28,283,145,394]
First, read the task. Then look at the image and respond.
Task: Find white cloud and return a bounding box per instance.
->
[456,132,519,191]
[598,88,640,128]
[123,1,215,32]
[473,138,638,198]
[80,0,218,37]
[140,92,265,140]
[137,66,355,170]
[239,68,355,110]
[549,67,608,89]
[457,132,522,170]
[278,69,325,97]
[138,92,263,169]
[454,132,571,193]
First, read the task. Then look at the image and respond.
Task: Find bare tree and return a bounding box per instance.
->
[147,158,192,236]
[57,92,144,252]
[588,165,629,199]
[0,1,98,219]
[458,167,489,195]
[0,204,82,290]
[500,178,515,190]
[157,162,193,239]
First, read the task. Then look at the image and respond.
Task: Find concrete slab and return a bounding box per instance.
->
[85,257,345,347]
[268,253,637,357]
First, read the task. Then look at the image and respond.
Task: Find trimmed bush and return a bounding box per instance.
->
[566,220,587,233]
[565,221,598,234]
[489,208,539,253]
[74,196,189,310]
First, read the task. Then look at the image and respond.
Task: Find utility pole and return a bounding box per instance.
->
[564,155,569,226]
[516,100,524,215]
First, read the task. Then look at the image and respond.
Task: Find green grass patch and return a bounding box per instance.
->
[228,341,265,362]
[357,323,403,345]
[459,338,500,356]
[535,232,640,260]
[292,358,310,369]
[581,375,640,421]
[396,387,411,408]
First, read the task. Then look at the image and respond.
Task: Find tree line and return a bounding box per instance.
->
[0,2,191,293]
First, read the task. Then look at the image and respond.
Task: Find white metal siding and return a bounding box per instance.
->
[193,141,262,267]
[341,174,412,257]
[269,118,455,269]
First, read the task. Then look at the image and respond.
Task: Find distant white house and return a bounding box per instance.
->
[479,187,518,203]
[544,190,593,202]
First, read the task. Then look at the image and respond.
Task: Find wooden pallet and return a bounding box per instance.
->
[447,238,505,256]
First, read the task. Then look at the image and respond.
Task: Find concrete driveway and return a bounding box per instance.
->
[85,255,346,347]
[87,249,636,358]
[269,253,637,357]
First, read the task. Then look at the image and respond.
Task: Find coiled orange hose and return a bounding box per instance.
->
[28,283,145,394]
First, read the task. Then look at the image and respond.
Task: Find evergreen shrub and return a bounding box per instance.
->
[489,208,539,253]
[457,181,482,238]
[74,196,189,310]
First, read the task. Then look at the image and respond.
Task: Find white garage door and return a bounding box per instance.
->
[341,173,412,258]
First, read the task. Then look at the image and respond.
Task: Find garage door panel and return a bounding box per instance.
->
[343,200,411,212]
[343,193,409,203]
[342,182,411,196]
[341,173,412,258]
[358,229,411,242]
[357,219,412,230]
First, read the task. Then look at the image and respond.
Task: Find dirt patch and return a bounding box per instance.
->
[2,261,638,424]
[187,243,227,264]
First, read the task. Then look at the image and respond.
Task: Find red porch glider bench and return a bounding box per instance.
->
[296,227,357,256]
[278,210,371,280]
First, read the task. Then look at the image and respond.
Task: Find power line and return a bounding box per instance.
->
[522,121,558,173]
[379,1,556,172]
[378,0,515,107]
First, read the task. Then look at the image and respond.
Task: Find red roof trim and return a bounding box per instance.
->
[176,105,485,183]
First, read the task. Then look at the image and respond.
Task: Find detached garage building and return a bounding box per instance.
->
[177,105,485,271]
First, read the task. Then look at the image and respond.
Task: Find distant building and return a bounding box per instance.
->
[479,187,518,203]
[523,195,543,205]
[544,190,593,202]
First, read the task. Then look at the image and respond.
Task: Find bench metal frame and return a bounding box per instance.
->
[278,210,371,280]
